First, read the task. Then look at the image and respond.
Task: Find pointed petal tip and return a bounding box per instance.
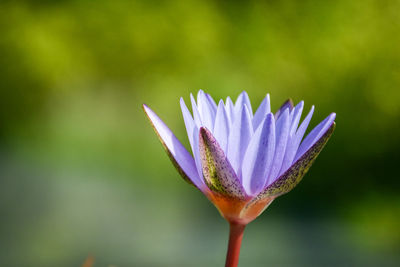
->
[307,105,315,115]
[284,107,290,115]
[197,89,205,99]
[143,104,160,122]
[325,112,336,126]
[266,112,274,120]
[142,103,153,116]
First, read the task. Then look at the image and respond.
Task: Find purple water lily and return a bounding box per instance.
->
[143,90,335,267]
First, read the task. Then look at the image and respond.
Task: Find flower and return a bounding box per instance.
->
[143,90,335,225]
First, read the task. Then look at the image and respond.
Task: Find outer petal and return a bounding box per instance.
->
[249,121,336,203]
[241,113,275,195]
[295,113,336,161]
[275,99,294,119]
[227,105,254,175]
[253,94,271,130]
[143,104,205,190]
[199,127,247,199]
[213,100,230,152]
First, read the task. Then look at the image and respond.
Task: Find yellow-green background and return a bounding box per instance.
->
[1,0,399,266]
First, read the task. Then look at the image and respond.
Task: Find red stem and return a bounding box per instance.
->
[225,222,246,267]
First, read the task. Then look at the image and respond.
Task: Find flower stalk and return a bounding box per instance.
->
[225,222,246,267]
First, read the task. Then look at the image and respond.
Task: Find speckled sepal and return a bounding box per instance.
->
[251,122,336,202]
[199,127,248,199]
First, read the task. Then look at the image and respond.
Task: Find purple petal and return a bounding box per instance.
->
[275,99,294,119]
[279,106,314,175]
[253,94,271,131]
[295,113,336,161]
[252,121,335,201]
[143,104,205,190]
[191,127,204,184]
[190,93,202,128]
[241,114,275,195]
[180,98,203,180]
[234,91,253,117]
[197,90,215,131]
[213,100,230,152]
[206,93,218,113]
[266,109,290,186]
[227,105,254,176]
[199,127,247,198]
[225,96,235,126]
[180,98,196,151]
[289,101,304,136]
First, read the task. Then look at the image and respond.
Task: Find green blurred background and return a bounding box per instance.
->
[1,0,399,266]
